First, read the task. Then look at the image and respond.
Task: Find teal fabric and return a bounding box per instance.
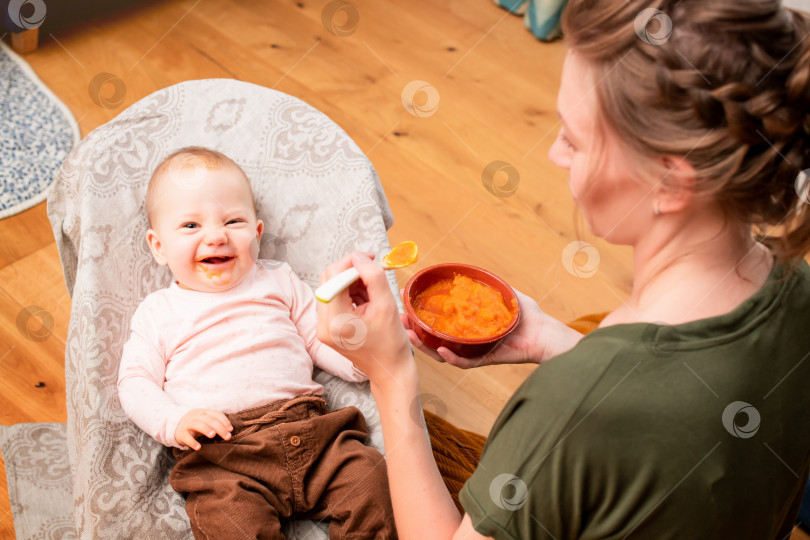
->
[494,0,567,41]
[525,0,566,40]
[495,0,529,14]
[460,260,810,539]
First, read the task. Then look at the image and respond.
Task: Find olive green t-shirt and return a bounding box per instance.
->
[460,261,810,539]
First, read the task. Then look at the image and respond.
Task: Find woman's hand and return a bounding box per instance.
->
[317,252,415,388]
[401,289,584,369]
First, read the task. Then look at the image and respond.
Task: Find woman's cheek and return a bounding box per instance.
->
[568,158,588,200]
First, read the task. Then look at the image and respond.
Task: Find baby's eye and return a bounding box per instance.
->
[226,219,245,225]
[181,223,198,229]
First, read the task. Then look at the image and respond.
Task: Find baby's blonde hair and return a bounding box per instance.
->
[146,146,257,226]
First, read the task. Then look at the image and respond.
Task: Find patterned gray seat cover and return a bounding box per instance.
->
[46,79,395,539]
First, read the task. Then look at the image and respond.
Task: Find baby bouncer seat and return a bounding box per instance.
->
[38,79,395,538]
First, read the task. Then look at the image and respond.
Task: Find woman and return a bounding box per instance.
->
[318,0,810,538]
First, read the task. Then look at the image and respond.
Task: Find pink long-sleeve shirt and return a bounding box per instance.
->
[117,260,367,449]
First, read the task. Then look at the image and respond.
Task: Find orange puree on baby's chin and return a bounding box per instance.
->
[413,275,517,339]
[196,261,234,284]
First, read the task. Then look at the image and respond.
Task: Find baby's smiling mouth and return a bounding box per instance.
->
[197,256,234,265]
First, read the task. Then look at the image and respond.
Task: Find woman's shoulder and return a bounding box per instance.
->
[490,334,633,437]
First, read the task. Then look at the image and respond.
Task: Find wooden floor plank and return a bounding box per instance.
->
[0,205,55,271]
[0,455,14,540]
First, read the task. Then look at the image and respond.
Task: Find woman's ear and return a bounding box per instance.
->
[146,229,168,266]
[655,156,697,215]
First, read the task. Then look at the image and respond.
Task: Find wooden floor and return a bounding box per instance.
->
[0,0,804,538]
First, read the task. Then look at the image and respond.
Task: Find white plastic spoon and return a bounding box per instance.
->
[315,241,417,303]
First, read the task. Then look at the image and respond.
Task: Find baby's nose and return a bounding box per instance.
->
[203,227,227,244]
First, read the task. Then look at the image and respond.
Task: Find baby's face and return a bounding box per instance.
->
[146,163,263,292]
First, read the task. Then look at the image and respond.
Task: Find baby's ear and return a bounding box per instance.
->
[251,219,264,261]
[146,229,168,266]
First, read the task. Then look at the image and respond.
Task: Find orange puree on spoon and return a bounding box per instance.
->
[413,274,517,339]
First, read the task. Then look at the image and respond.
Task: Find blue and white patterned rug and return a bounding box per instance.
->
[0,40,79,220]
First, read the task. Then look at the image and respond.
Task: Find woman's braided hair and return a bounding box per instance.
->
[562,0,810,261]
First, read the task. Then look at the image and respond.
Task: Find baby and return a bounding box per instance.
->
[117,146,397,539]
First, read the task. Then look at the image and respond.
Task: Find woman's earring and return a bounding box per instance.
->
[653,201,660,216]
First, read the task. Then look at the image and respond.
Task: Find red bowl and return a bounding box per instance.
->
[403,263,521,358]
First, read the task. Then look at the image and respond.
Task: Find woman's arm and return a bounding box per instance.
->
[318,252,492,539]
[375,373,495,540]
[373,360,466,538]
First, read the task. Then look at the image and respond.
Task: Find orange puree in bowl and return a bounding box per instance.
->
[413,274,516,339]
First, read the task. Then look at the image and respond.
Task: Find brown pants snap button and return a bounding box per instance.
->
[289,435,301,446]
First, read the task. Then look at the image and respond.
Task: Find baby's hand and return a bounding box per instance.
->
[175,409,233,450]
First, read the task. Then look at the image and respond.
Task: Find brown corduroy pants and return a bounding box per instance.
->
[170,395,397,540]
